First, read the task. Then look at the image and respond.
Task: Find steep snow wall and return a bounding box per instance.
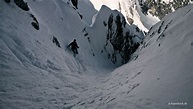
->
[0,0,91,109]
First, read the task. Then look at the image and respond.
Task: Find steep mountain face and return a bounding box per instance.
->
[90,0,193,31]
[139,0,193,19]
[84,5,144,65]
[58,0,145,65]
[90,0,160,31]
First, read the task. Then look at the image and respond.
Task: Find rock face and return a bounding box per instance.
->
[106,14,140,64]
[4,0,30,11]
[14,0,30,11]
[71,0,78,9]
[140,0,193,19]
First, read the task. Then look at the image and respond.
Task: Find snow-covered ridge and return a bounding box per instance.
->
[86,5,144,65]
[90,0,160,31]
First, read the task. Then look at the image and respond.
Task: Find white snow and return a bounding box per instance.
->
[136,0,160,29]
[90,0,119,10]
[77,0,97,25]
[159,0,173,4]
[0,0,193,109]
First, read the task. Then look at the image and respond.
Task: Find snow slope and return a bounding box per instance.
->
[75,0,97,25]
[0,1,85,109]
[0,0,193,109]
[0,0,114,109]
[66,4,193,109]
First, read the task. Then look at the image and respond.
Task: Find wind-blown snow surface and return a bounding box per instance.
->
[0,0,193,109]
[0,0,114,109]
